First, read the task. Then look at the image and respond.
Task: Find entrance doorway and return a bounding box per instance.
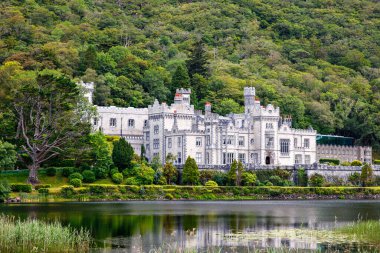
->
[265,156,270,165]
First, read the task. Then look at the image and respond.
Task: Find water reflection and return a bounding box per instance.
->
[1,200,380,252]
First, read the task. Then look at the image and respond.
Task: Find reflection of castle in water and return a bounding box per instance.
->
[100,213,344,252]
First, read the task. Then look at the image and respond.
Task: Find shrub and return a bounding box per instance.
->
[165,193,174,200]
[0,181,11,202]
[309,174,325,187]
[82,170,96,183]
[241,172,257,186]
[69,178,82,188]
[62,167,75,177]
[35,184,51,190]
[265,181,273,186]
[109,168,119,176]
[45,167,57,176]
[112,138,134,170]
[205,180,218,187]
[135,164,155,185]
[182,156,200,185]
[297,168,308,186]
[274,169,291,180]
[112,173,123,184]
[10,183,32,193]
[69,172,83,181]
[125,177,139,185]
[38,188,49,194]
[269,175,283,186]
[341,161,351,166]
[319,159,339,165]
[212,172,228,186]
[351,160,363,166]
[200,170,216,185]
[89,185,117,194]
[157,176,167,185]
[374,160,380,165]
[361,163,374,186]
[60,186,75,198]
[348,172,361,186]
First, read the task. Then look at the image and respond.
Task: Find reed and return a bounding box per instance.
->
[337,220,380,244]
[0,214,92,252]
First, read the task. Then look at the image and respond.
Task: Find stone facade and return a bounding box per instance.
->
[84,83,318,166]
[316,144,372,164]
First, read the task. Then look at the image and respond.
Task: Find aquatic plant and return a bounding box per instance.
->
[337,220,380,244]
[0,215,91,252]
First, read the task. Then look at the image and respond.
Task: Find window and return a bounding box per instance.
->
[280,139,290,155]
[93,118,98,126]
[238,153,246,163]
[251,153,258,164]
[110,118,117,127]
[238,136,245,146]
[144,120,148,127]
[196,137,202,147]
[295,154,302,164]
[128,119,135,128]
[145,132,150,141]
[304,138,310,148]
[241,120,245,128]
[266,123,273,129]
[153,139,160,149]
[206,136,211,146]
[145,144,150,151]
[168,138,172,148]
[153,152,159,158]
[266,137,274,148]
[177,152,182,164]
[305,155,311,164]
[294,138,297,148]
[177,137,181,147]
[222,153,235,164]
[227,135,234,145]
[206,152,210,164]
[250,138,254,145]
[154,125,159,134]
[196,152,202,164]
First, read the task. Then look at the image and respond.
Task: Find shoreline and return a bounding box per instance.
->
[6,185,380,203]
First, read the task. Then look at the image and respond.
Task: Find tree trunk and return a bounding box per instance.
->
[28,164,39,184]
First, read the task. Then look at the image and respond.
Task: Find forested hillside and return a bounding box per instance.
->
[1,0,380,150]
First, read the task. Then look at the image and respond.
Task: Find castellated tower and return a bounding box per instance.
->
[175,88,191,105]
[244,87,256,114]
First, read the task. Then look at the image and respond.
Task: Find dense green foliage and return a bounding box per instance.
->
[361,163,374,186]
[182,157,200,185]
[0,181,11,202]
[112,138,133,171]
[0,0,379,152]
[0,141,17,170]
[319,159,340,165]
[309,173,325,187]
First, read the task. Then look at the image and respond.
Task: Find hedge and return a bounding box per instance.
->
[319,158,340,165]
[374,160,380,165]
[34,184,51,190]
[10,183,32,193]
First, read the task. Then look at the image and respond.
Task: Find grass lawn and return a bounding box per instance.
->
[1,170,68,187]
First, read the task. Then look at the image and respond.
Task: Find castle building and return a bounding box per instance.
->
[316,135,372,164]
[89,85,317,166]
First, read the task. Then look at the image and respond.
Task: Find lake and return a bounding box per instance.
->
[1,200,380,252]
